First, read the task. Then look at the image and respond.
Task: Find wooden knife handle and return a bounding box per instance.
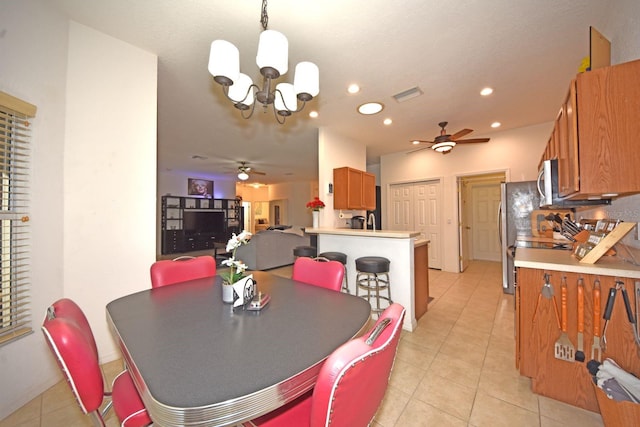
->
[577,279,584,333]
[593,283,601,337]
[561,279,568,333]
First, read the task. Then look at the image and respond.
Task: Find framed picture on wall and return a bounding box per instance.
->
[188,178,213,198]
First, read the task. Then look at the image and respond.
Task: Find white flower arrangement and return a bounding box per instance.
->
[220,230,252,284]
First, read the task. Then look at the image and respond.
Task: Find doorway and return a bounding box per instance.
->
[457,172,505,271]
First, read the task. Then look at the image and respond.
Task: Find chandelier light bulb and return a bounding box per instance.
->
[256,30,288,78]
[275,83,297,115]
[294,62,319,100]
[208,40,239,86]
[228,73,255,108]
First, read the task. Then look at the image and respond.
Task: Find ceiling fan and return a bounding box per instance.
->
[236,161,266,181]
[409,121,490,154]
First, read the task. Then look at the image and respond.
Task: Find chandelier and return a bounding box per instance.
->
[208,0,319,124]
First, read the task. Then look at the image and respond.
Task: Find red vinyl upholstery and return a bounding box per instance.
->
[245,303,406,427]
[150,255,217,288]
[291,256,344,292]
[42,299,152,427]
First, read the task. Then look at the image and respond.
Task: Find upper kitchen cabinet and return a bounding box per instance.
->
[540,59,640,200]
[333,167,376,210]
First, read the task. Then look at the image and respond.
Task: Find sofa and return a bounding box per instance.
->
[235,227,310,270]
[255,218,270,232]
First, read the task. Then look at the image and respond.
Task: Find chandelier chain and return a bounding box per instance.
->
[260,0,269,31]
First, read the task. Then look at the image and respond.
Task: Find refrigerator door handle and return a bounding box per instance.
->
[497,201,503,245]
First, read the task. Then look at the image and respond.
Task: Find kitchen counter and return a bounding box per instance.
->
[306,227,421,239]
[514,247,640,278]
[307,228,426,331]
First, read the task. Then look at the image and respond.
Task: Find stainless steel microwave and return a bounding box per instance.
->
[537,159,558,207]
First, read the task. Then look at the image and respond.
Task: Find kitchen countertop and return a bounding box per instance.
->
[306,227,421,239]
[514,247,640,278]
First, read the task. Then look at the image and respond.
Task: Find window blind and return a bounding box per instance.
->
[0,91,35,346]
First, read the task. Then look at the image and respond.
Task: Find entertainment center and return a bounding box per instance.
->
[161,195,244,254]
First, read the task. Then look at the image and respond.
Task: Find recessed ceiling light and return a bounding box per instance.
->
[191,155,208,160]
[480,87,494,96]
[347,84,360,94]
[411,140,421,145]
[491,121,501,128]
[358,102,384,115]
[309,111,318,118]
[383,118,392,125]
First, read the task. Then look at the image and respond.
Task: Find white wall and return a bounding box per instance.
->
[319,127,368,228]
[0,2,158,419]
[381,122,552,272]
[0,0,68,419]
[63,22,158,361]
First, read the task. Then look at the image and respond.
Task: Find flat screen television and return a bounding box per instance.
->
[183,211,225,235]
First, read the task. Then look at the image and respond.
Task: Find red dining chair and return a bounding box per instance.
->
[244,303,406,427]
[42,299,152,427]
[150,255,217,288]
[291,256,345,292]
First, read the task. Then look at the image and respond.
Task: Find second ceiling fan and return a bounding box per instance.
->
[237,161,266,181]
[409,121,490,154]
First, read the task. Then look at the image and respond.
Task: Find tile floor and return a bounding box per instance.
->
[1,261,605,427]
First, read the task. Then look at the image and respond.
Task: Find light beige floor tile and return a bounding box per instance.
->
[393,398,467,427]
[0,397,41,427]
[413,372,477,421]
[538,395,603,426]
[478,363,539,413]
[395,339,437,370]
[389,358,427,395]
[41,379,78,415]
[374,385,411,427]
[469,390,540,427]
[428,351,482,389]
[42,403,93,427]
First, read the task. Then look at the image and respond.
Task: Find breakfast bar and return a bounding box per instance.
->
[307,228,428,331]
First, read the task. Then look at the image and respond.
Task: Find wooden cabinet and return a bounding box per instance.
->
[333,167,376,210]
[414,243,430,320]
[539,59,640,200]
[516,267,640,411]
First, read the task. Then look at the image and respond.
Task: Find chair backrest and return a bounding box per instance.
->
[310,303,406,427]
[150,255,217,288]
[41,300,105,415]
[291,256,344,292]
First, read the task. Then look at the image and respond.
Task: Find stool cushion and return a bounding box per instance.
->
[293,246,317,257]
[318,252,347,265]
[355,256,390,274]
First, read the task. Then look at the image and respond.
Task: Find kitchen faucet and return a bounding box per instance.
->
[368,213,376,231]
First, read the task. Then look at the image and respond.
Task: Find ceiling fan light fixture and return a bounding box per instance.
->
[238,171,249,181]
[432,141,455,153]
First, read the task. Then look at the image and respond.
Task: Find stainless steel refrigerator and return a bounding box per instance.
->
[499,181,540,294]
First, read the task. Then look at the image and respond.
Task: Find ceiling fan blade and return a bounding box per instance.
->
[253,170,266,175]
[450,129,473,141]
[455,138,490,144]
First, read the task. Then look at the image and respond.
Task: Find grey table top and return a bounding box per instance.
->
[106,271,372,426]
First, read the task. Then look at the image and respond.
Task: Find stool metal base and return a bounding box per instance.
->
[355,271,392,314]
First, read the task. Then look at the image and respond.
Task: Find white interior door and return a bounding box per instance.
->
[471,183,502,261]
[458,180,471,272]
[389,184,412,230]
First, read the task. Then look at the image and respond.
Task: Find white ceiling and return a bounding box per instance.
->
[50,0,608,184]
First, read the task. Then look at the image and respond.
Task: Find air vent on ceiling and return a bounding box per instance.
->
[393,86,423,103]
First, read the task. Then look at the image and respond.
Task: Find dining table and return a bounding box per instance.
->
[106,270,372,426]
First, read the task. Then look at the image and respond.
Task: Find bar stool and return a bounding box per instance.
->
[293,246,317,258]
[355,256,392,315]
[318,251,349,293]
